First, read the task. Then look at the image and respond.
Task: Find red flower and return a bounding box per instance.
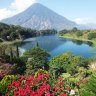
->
[12,81,20,87]
[66,87,71,91]
[8,84,12,89]
[4,73,75,96]
[46,92,51,96]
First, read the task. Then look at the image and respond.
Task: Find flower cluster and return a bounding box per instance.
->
[3,73,53,96]
[3,74,77,96]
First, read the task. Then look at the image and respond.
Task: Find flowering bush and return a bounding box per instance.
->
[34,69,48,77]
[0,75,16,94]
[3,73,78,96]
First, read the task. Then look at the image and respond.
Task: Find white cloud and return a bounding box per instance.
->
[74,18,92,24]
[0,0,36,20]
[10,0,36,12]
[0,8,13,20]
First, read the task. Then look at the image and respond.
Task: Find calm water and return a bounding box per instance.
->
[19,35,96,58]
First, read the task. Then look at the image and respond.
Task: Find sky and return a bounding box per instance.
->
[0,0,96,24]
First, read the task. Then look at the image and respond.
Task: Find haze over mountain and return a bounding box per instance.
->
[1,3,78,30]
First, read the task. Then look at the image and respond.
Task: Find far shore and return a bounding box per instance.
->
[59,35,96,47]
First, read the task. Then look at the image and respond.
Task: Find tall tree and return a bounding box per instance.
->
[23,47,50,74]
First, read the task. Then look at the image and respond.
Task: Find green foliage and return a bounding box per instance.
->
[49,52,81,75]
[9,47,13,62]
[16,45,19,57]
[13,57,26,74]
[61,73,71,80]
[0,38,3,42]
[9,32,17,40]
[59,29,68,35]
[35,69,48,77]
[36,41,39,47]
[77,57,89,68]
[0,23,57,41]
[39,29,57,35]
[24,47,50,74]
[0,45,5,57]
[71,27,78,32]
[76,31,83,37]
[80,74,96,96]
[0,75,16,94]
[88,32,96,40]
[23,47,50,59]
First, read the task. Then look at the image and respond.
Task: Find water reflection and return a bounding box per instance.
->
[71,39,93,46]
[19,35,96,58]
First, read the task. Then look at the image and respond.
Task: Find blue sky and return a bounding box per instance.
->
[0,0,96,24]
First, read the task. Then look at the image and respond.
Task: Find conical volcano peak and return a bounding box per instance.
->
[27,3,49,10]
[1,3,77,30]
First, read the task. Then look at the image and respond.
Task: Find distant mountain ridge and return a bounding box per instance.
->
[1,3,78,30]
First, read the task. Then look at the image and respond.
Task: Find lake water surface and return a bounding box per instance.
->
[19,35,96,58]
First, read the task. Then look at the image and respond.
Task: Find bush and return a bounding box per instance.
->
[88,32,96,40]
[13,57,26,75]
[76,31,83,37]
[35,69,48,77]
[49,52,81,75]
[80,74,96,96]
[24,47,50,74]
[3,73,78,96]
[0,75,16,94]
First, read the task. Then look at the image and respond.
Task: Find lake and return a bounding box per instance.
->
[19,35,96,58]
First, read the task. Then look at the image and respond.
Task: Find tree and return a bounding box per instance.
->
[72,27,78,32]
[9,32,17,40]
[88,32,96,40]
[23,47,50,74]
[59,29,68,35]
[16,45,19,57]
[76,31,83,37]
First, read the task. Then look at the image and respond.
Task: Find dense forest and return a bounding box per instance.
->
[0,22,57,42]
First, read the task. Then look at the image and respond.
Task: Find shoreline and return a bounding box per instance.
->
[0,39,23,45]
[59,35,96,47]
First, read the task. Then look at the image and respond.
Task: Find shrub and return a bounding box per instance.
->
[3,73,78,96]
[88,32,96,40]
[80,74,96,96]
[61,73,71,80]
[35,69,48,77]
[76,31,83,37]
[12,57,26,75]
[24,47,50,74]
[0,75,16,94]
[49,52,81,75]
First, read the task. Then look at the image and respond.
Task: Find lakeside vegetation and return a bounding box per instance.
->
[0,41,96,96]
[0,22,57,43]
[59,27,96,46]
[0,23,96,96]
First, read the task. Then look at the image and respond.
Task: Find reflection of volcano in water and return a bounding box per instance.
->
[19,35,67,52]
